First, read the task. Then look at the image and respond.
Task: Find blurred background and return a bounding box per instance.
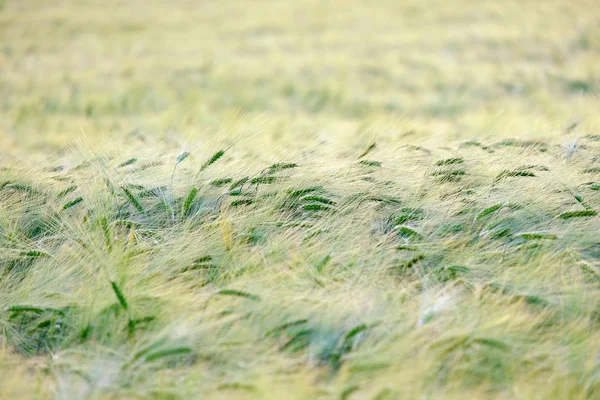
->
[1,0,599,152]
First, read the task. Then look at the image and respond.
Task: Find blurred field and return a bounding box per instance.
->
[1,1,600,399]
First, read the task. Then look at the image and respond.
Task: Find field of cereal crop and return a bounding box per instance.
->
[1,1,600,398]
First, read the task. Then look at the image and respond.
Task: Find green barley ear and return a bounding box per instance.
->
[267,163,298,174]
[251,176,278,185]
[567,189,591,209]
[217,383,257,392]
[124,337,169,368]
[2,183,37,193]
[431,169,466,182]
[124,183,146,191]
[176,151,190,165]
[231,199,253,207]
[517,164,549,171]
[302,203,332,211]
[20,250,50,258]
[395,244,417,251]
[5,305,56,314]
[137,186,167,198]
[178,255,215,273]
[341,385,361,400]
[122,187,144,212]
[265,319,309,337]
[183,188,198,215]
[396,226,422,239]
[62,197,84,210]
[110,280,129,310]
[144,345,192,362]
[472,337,511,351]
[519,232,557,240]
[113,220,141,229]
[434,265,470,282]
[200,149,225,172]
[99,216,112,252]
[367,195,401,205]
[171,151,191,185]
[193,255,213,264]
[489,228,511,239]
[495,139,548,152]
[118,158,137,168]
[123,338,192,368]
[315,254,331,273]
[301,195,335,205]
[358,142,376,159]
[279,328,312,352]
[435,157,464,166]
[344,323,368,342]
[557,209,597,219]
[335,324,368,362]
[132,160,164,173]
[359,160,382,167]
[57,184,77,198]
[229,177,249,192]
[581,263,600,281]
[495,170,536,181]
[393,254,425,270]
[104,178,116,195]
[392,208,424,225]
[215,289,261,301]
[477,204,503,219]
[210,178,233,186]
[288,186,322,198]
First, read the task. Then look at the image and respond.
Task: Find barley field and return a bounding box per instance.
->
[1,1,600,399]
